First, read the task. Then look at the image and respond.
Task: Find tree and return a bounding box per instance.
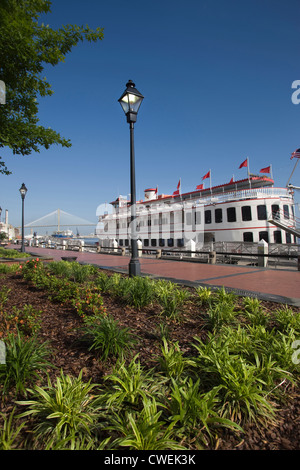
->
[0,0,104,174]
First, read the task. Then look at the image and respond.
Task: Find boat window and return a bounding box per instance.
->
[215,208,222,224]
[195,211,201,224]
[273,230,282,243]
[205,210,211,224]
[177,238,184,247]
[242,206,252,221]
[283,205,289,219]
[243,232,253,242]
[257,205,267,220]
[271,204,280,220]
[286,232,292,243]
[144,239,149,247]
[167,238,174,247]
[159,239,165,247]
[104,223,108,232]
[259,231,269,243]
[151,239,157,247]
[119,239,123,246]
[186,212,192,225]
[291,205,295,218]
[125,239,129,246]
[227,207,236,222]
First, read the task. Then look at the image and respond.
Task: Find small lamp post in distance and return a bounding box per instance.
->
[19,183,28,253]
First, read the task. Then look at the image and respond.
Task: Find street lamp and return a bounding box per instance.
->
[19,183,27,252]
[118,80,144,277]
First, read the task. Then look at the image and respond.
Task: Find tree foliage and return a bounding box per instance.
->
[0,0,104,174]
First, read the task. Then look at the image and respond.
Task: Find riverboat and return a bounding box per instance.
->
[95,173,298,251]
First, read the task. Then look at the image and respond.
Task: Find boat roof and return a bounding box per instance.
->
[110,175,274,206]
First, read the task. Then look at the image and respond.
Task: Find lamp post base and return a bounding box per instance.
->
[129,258,141,277]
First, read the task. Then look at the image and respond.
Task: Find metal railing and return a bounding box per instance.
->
[25,238,299,270]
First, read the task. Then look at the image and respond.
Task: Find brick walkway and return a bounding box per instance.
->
[21,246,300,306]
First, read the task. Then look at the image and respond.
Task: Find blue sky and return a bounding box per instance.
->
[1,0,299,234]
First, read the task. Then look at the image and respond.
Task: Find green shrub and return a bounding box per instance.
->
[0,330,52,395]
[102,355,166,409]
[109,397,185,450]
[47,261,96,283]
[156,286,189,321]
[274,306,300,334]
[195,286,213,306]
[0,263,19,274]
[0,407,25,450]
[204,301,238,331]
[157,338,196,381]
[242,297,269,327]
[0,247,30,259]
[167,378,242,445]
[79,314,136,361]
[17,370,100,449]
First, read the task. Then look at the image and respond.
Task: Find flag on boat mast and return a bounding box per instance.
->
[291,148,300,159]
[239,157,251,185]
[173,179,181,196]
[202,170,211,190]
[260,165,273,180]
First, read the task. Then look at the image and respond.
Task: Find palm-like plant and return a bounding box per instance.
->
[17,370,100,449]
[157,338,196,380]
[0,330,52,395]
[167,377,242,445]
[102,355,166,410]
[0,407,25,450]
[109,397,185,450]
[79,314,136,361]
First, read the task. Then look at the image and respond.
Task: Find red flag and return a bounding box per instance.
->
[229,177,234,183]
[196,184,203,190]
[155,186,158,194]
[291,148,300,159]
[239,158,248,169]
[173,179,180,195]
[202,171,210,180]
[260,166,271,173]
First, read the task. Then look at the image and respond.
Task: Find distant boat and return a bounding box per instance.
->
[52,230,74,239]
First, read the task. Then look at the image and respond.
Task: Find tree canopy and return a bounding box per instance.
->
[0,0,104,174]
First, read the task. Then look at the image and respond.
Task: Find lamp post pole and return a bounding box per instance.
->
[118,80,144,277]
[19,183,27,253]
[129,119,140,276]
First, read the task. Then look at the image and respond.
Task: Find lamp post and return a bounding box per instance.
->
[118,80,144,277]
[19,183,27,252]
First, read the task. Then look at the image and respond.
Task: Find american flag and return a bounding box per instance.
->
[291,148,300,159]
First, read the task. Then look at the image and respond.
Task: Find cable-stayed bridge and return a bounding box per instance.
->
[23,209,96,235]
